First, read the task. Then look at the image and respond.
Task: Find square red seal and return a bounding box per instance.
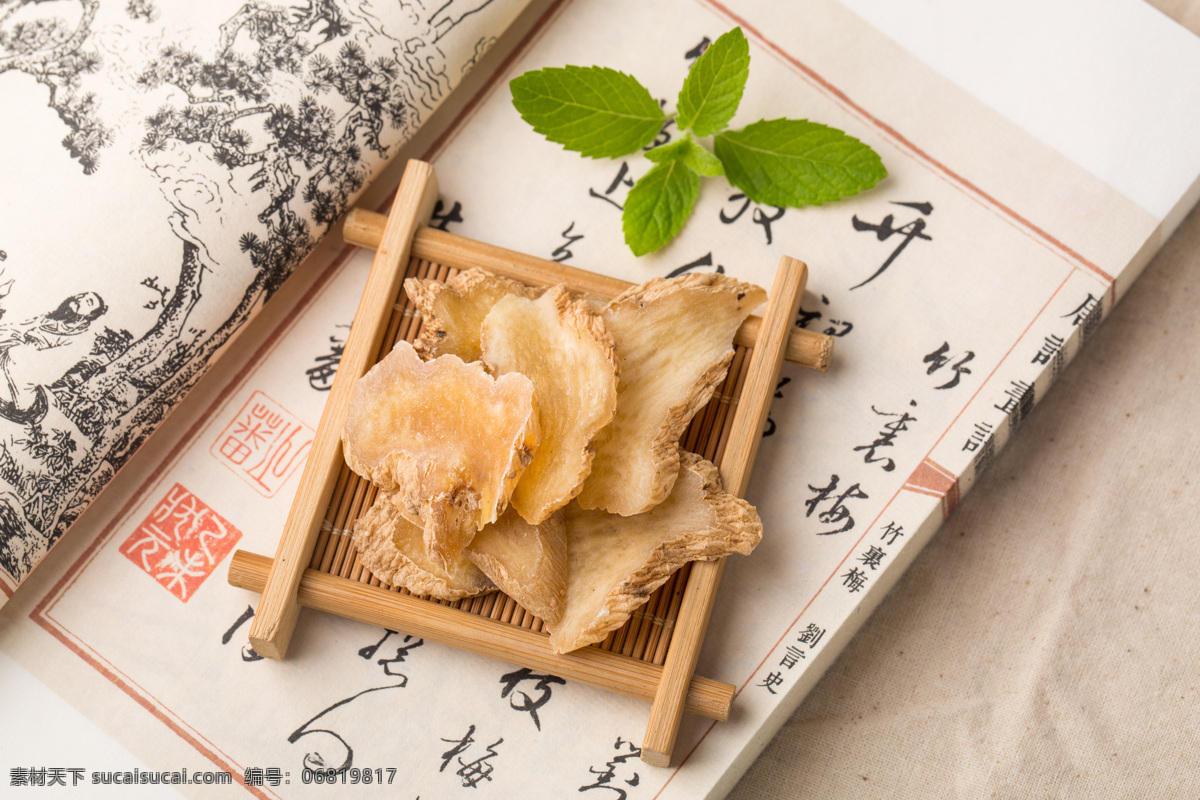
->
[120,484,242,602]
[211,391,314,497]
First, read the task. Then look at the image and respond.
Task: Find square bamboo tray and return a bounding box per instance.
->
[228,159,830,766]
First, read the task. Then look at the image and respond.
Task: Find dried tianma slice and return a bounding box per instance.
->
[465,508,567,625]
[405,268,543,362]
[481,286,618,524]
[353,489,495,601]
[576,273,766,516]
[342,340,539,567]
[549,452,762,653]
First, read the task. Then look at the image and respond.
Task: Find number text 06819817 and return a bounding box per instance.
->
[301,767,397,785]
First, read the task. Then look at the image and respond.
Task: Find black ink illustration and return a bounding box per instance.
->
[0,0,509,591]
[0,1,111,174]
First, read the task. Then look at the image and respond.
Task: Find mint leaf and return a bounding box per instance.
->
[644,136,724,176]
[675,27,750,137]
[622,160,700,256]
[714,118,886,206]
[685,142,725,176]
[510,28,889,258]
[510,66,666,158]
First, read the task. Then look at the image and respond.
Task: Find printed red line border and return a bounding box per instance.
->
[419,0,572,163]
[24,0,1120,795]
[24,3,575,790]
[741,269,1075,695]
[644,2,1119,791]
[29,243,360,800]
[700,0,1115,288]
[654,268,1077,796]
[902,457,957,498]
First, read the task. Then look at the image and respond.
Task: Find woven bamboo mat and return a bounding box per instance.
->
[306,254,752,667]
[233,159,819,766]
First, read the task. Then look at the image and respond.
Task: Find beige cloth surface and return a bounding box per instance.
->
[730,4,1200,796]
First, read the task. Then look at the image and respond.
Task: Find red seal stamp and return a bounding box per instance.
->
[211,391,314,497]
[119,484,242,601]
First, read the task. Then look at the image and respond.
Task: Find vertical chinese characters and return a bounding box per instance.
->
[755,622,827,695]
[851,201,933,289]
[924,342,975,390]
[805,474,868,535]
[498,667,565,731]
[440,725,502,788]
[853,402,918,471]
[306,325,349,391]
[286,630,425,775]
[719,193,785,244]
[579,737,642,798]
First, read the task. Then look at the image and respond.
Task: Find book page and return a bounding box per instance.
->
[0,0,531,602]
[2,0,1198,797]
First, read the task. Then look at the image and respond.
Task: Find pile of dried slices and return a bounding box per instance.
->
[342,268,766,653]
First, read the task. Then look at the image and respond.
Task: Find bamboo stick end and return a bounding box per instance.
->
[228,549,268,593]
[701,681,734,722]
[815,334,834,371]
[640,747,672,768]
[247,635,288,661]
[247,601,298,661]
[342,208,386,250]
[239,166,815,744]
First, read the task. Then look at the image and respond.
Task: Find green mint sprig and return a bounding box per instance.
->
[510,27,887,256]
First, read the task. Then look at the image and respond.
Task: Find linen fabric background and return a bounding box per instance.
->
[730,3,1200,796]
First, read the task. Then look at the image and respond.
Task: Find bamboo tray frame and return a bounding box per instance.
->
[228,159,826,766]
